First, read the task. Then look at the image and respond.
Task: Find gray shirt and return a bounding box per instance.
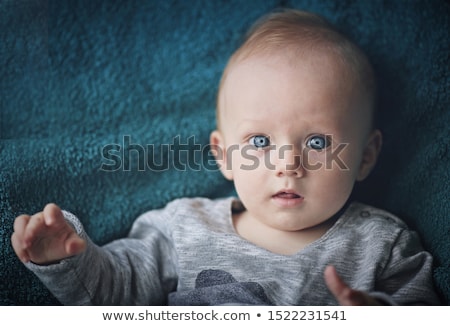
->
[25,197,440,305]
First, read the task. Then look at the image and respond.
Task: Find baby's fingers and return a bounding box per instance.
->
[42,203,67,227]
[324,266,350,303]
[11,233,30,262]
[23,212,46,247]
[11,215,32,262]
[324,265,381,306]
[13,214,31,237]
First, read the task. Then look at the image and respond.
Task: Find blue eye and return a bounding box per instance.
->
[306,135,330,150]
[249,135,270,148]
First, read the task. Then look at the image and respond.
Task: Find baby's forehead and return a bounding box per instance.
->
[219,50,374,131]
[225,36,374,97]
[224,46,364,99]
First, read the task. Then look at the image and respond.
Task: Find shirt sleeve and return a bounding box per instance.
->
[24,207,179,305]
[374,228,441,305]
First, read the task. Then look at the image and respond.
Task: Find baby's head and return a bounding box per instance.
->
[211,9,382,232]
[216,9,377,131]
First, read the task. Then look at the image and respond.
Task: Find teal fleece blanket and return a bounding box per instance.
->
[1,0,449,305]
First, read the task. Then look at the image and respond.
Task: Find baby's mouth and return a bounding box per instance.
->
[272,190,303,199]
[272,190,304,207]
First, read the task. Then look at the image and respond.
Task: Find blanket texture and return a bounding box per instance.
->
[1,0,449,305]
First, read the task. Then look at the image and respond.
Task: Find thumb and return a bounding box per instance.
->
[65,233,86,256]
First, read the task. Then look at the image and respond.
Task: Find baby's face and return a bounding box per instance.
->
[211,52,381,232]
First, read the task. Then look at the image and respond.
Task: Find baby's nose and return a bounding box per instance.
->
[275,146,305,178]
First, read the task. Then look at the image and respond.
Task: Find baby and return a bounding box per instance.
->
[11,9,439,305]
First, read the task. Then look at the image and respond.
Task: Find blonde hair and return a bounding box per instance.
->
[216,9,376,129]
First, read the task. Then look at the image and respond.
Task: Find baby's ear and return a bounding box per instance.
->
[356,129,382,181]
[209,130,233,180]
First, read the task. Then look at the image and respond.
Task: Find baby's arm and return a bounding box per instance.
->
[374,228,441,305]
[324,228,441,306]
[11,203,86,265]
[11,203,178,305]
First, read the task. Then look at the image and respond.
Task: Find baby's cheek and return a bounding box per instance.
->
[302,150,326,172]
[232,150,261,172]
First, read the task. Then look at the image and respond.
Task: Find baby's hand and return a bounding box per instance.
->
[11,203,86,265]
[324,265,383,305]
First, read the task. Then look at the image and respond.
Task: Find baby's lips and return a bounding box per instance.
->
[272,190,303,199]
